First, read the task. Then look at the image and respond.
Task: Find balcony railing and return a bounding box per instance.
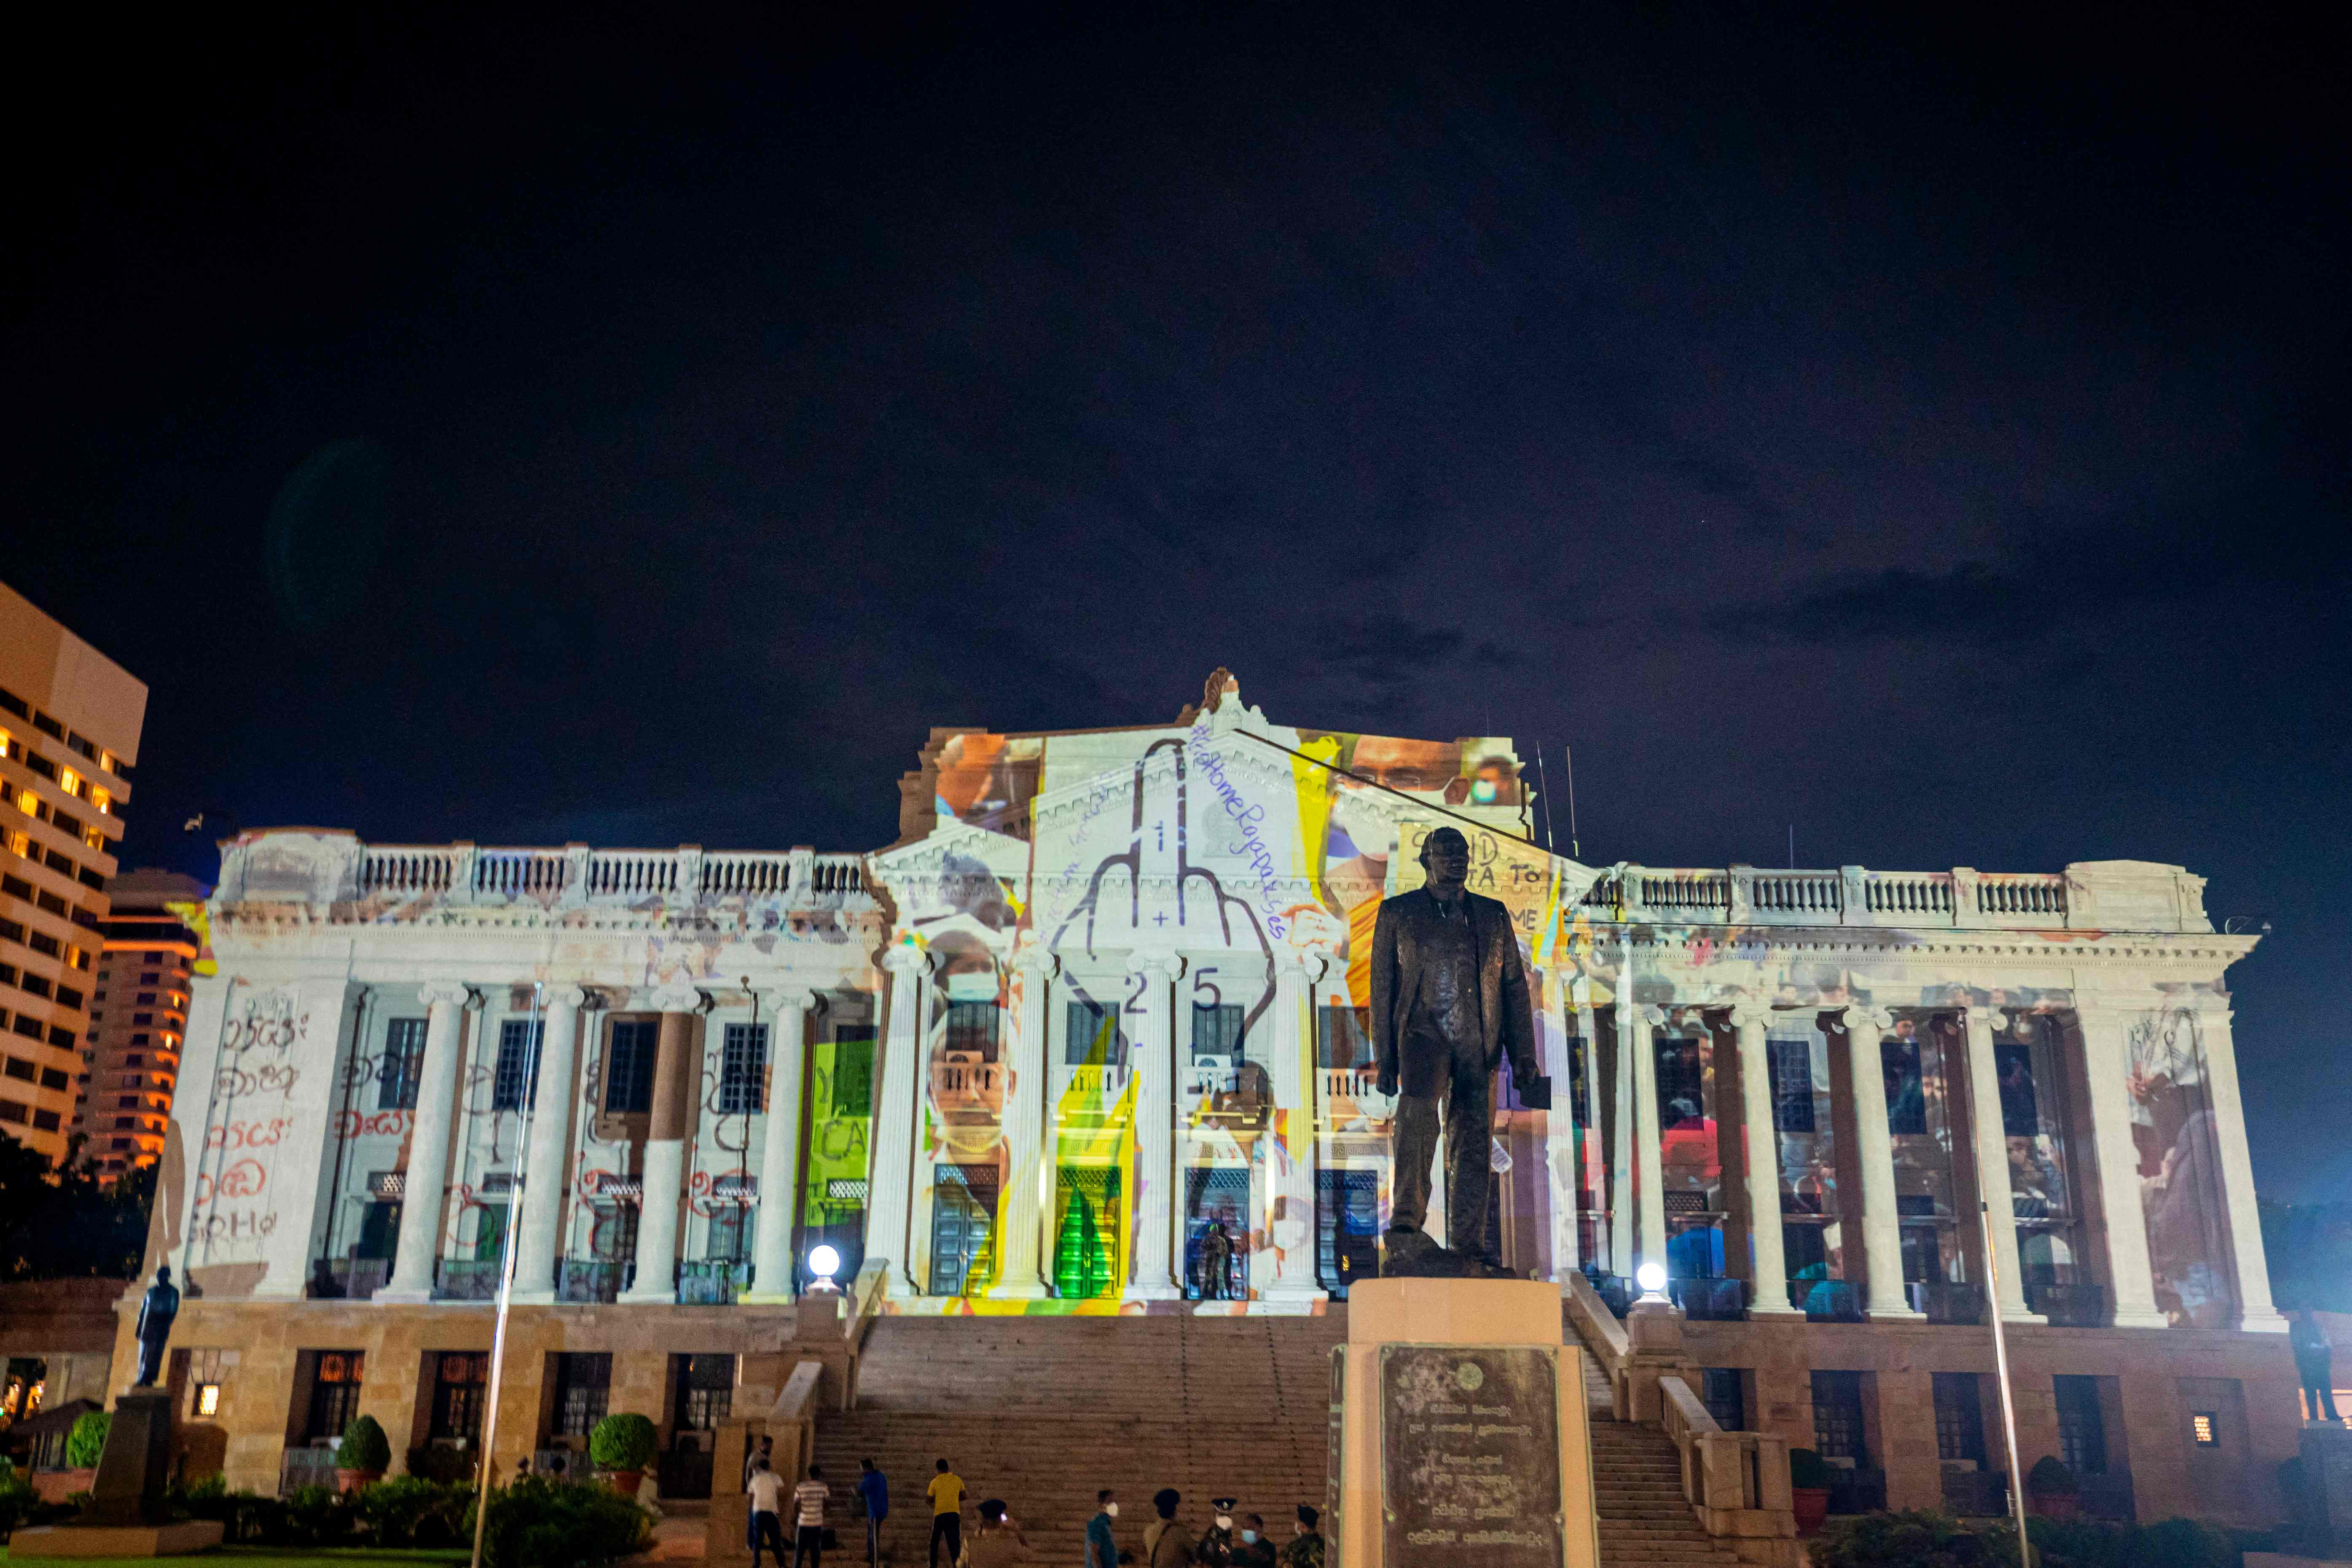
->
[308,1257,391,1301]
[435,1259,502,1301]
[677,1259,751,1305]
[558,1259,630,1303]
[1909,1281,1986,1325]
[279,1446,340,1496]
[2030,1281,2111,1327]
[1799,1279,1866,1323]
[222,835,874,914]
[1666,1275,1748,1321]
[1583,864,2079,929]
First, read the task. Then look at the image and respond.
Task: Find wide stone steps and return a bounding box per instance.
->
[815,1313,1343,1563]
[1565,1341,1745,1568]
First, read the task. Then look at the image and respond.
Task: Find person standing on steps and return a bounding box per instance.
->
[1197,1498,1237,1567]
[1144,1488,1195,1568]
[926,1457,967,1568]
[1086,1490,1120,1568]
[792,1463,833,1568]
[2296,1307,2341,1424]
[745,1456,788,1568]
[746,1436,778,1552]
[856,1457,889,1567]
[1229,1514,1275,1568]
[965,1498,1039,1566]
[1281,1506,1324,1568]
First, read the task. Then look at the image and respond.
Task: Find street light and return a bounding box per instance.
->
[1635,1261,1667,1299]
[807,1244,843,1294]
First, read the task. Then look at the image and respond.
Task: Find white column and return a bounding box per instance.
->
[866,948,929,1294]
[1841,1005,1922,1320]
[1732,1004,1798,1316]
[1631,1005,1666,1278]
[621,990,702,1304]
[1960,1005,2036,1323]
[1542,974,1583,1280]
[2074,1001,2170,1328]
[2196,1005,2286,1331]
[1609,999,1636,1276]
[379,983,475,1302]
[1129,954,1183,1300]
[742,988,819,1304]
[1258,953,1327,1305]
[989,946,1054,1300]
[509,985,588,1305]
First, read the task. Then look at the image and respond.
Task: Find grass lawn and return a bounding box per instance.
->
[3,1548,473,1567]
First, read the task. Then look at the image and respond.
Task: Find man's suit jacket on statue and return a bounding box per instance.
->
[1368,886,1538,1099]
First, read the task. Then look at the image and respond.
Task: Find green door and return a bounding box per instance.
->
[1053,1167,1122,1299]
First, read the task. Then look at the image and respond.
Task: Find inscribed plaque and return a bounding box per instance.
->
[1379,1344,1562,1568]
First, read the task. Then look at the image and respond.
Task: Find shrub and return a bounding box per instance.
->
[588,1412,658,1473]
[473,1477,652,1568]
[405,1444,479,1485]
[261,1483,360,1549]
[1817,1510,2020,1568]
[1788,1447,1833,1489]
[64,1410,111,1470]
[2027,1454,2079,1496]
[356,1474,473,1548]
[1,1456,36,1541]
[336,1413,393,1472]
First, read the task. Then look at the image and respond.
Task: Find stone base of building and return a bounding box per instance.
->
[9,1519,226,1557]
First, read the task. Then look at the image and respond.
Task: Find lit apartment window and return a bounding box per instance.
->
[81,829,103,851]
[57,768,80,799]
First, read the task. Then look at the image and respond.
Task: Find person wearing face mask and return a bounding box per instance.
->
[1229,1514,1275,1568]
[1086,1490,1120,1568]
[1197,1498,1238,1567]
[1280,1505,1323,1568]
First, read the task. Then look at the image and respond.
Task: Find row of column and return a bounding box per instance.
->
[376,980,827,1306]
[862,945,1328,1304]
[1575,993,2280,1330]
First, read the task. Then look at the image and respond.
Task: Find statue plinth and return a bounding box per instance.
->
[10,1390,226,1557]
[1328,1278,1599,1568]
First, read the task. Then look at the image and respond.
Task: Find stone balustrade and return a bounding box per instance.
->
[1579,859,2212,933]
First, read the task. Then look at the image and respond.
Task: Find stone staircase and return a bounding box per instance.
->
[811,1312,1345,1563]
[1572,1339,1747,1567]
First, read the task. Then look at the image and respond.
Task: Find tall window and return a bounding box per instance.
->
[944,1000,1000,1060]
[1064,999,1126,1066]
[1932,1373,1986,1465]
[553,1352,612,1438]
[605,1020,660,1114]
[2054,1375,2109,1475]
[1767,1039,1815,1132]
[675,1354,735,1430]
[1192,1003,1246,1063]
[306,1351,365,1443]
[707,1205,752,1262]
[492,1021,541,1112]
[1810,1370,1866,1463]
[831,1032,873,1116]
[430,1352,489,1442]
[718,1024,767,1114]
[1317,1005,1372,1070]
[379,1019,427,1111]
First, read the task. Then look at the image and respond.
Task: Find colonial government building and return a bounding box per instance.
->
[128,675,2296,1529]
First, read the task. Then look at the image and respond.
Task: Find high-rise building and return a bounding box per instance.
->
[0,579,145,1165]
[76,868,207,1175]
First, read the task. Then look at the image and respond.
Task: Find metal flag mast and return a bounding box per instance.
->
[471,973,551,1568]
[1952,1012,2035,1567]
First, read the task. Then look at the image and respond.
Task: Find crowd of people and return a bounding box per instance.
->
[740,1442,1325,1568]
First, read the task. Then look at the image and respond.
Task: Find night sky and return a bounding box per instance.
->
[5,8,2345,1197]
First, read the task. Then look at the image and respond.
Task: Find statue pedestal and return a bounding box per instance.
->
[10,1389,225,1557]
[1330,1278,1598,1568]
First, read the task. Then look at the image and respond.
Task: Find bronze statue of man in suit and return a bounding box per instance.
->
[1371,826,1549,1270]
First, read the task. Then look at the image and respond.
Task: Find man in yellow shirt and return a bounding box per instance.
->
[926,1457,966,1568]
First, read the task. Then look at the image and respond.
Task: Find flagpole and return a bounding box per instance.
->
[471,976,549,1568]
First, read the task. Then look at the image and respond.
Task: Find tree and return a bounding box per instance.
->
[0,1133,158,1281]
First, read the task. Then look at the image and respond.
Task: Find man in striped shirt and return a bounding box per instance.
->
[791,1463,832,1567]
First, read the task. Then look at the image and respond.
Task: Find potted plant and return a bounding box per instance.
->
[336,1415,392,1492]
[589,1413,658,1497]
[1788,1447,1832,1535]
[2027,1454,2080,1520]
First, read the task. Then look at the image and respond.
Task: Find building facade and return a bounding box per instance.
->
[141,675,2297,1519]
[0,579,144,1164]
[74,869,208,1176]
